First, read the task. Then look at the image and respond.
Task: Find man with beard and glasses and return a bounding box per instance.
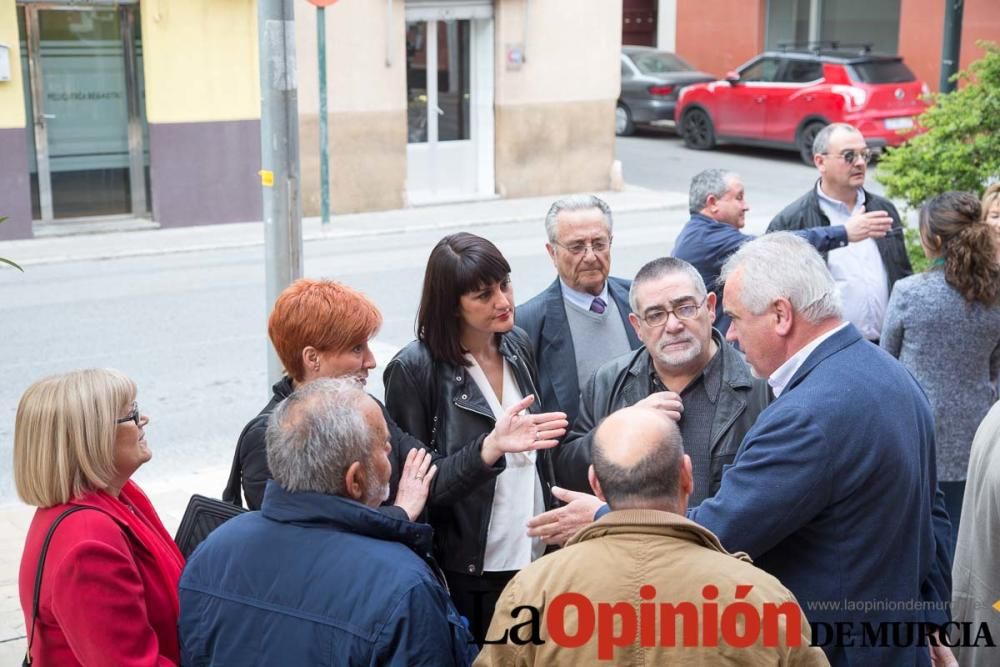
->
[539,257,769,514]
[768,123,911,344]
[180,378,477,666]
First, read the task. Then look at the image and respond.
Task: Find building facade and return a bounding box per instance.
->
[0,0,622,240]
[646,0,998,87]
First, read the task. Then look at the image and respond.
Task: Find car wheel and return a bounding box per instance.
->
[681,108,716,150]
[616,103,635,136]
[798,121,827,165]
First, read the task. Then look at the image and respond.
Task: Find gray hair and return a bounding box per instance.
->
[544,194,613,242]
[689,169,739,212]
[629,256,707,313]
[592,413,685,508]
[265,377,375,497]
[719,232,842,323]
[812,122,861,157]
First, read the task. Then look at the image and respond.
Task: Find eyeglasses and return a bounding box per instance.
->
[116,402,141,427]
[825,149,873,165]
[638,297,707,327]
[552,237,612,256]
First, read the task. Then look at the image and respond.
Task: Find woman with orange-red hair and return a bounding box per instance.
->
[223,278,535,525]
[224,278,432,517]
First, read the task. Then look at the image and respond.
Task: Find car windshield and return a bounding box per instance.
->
[849,60,917,83]
[630,51,694,75]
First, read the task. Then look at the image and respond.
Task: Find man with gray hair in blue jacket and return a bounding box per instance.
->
[179,378,477,666]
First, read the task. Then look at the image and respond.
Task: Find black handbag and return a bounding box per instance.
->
[173,494,247,559]
[23,505,104,666]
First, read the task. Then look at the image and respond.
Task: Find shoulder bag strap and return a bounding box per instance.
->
[23,505,103,666]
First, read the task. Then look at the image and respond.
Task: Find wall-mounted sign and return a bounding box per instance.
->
[0,43,11,82]
[506,43,524,71]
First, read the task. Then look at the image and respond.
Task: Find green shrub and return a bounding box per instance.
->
[878,41,1000,209]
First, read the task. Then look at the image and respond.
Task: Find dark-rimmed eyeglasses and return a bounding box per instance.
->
[116,402,141,427]
[552,237,612,256]
[825,149,872,165]
[638,297,708,327]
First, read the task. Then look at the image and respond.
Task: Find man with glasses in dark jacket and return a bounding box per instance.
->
[768,123,912,344]
[534,257,769,534]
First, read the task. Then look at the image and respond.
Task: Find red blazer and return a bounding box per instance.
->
[19,480,185,666]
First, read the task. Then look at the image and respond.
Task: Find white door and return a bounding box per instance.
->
[405,5,494,204]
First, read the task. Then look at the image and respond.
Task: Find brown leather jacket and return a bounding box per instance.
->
[475,509,829,666]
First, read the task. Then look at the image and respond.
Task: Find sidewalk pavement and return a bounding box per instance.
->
[0,185,686,661]
[0,186,688,266]
[0,466,232,662]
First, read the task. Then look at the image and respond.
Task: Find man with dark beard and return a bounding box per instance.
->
[549,257,769,506]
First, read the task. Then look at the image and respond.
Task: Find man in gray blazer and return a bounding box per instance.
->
[517,195,642,424]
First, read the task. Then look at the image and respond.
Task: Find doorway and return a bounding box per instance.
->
[404,4,494,205]
[18,2,149,224]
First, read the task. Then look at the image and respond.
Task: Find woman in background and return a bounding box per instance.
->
[15,369,184,666]
[384,233,568,644]
[881,191,1000,542]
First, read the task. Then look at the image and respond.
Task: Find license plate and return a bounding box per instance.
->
[885,117,914,130]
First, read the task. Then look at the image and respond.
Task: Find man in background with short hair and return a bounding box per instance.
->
[674,167,891,334]
[518,195,641,423]
[768,123,912,342]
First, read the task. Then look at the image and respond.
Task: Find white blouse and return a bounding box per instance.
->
[464,354,545,571]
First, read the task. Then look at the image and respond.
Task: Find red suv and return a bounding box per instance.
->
[676,47,929,164]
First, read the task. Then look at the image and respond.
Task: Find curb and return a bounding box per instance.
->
[0,197,686,268]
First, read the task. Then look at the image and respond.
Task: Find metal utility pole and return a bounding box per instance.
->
[940,0,964,93]
[317,4,331,224]
[258,0,303,384]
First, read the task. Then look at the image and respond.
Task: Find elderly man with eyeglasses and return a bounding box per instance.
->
[517,195,642,427]
[531,257,769,518]
[768,122,912,344]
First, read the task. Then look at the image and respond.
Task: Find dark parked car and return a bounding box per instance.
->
[617,47,715,136]
[676,46,929,163]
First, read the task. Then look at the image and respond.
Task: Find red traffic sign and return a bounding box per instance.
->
[306,0,338,6]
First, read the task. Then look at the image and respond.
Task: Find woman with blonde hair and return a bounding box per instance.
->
[882,191,1000,541]
[15,369,184,666]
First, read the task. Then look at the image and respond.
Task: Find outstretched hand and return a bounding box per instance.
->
[845,208,894,242]
[481,394,568,465]
[394,447,437,521]
[525,486,603,546]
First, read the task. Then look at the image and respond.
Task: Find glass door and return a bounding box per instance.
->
[405,15,493,204]
[19,3,148,222]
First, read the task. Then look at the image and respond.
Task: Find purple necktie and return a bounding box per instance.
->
[590,297,607,314]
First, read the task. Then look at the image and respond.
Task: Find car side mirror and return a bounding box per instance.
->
[725,71,741,84]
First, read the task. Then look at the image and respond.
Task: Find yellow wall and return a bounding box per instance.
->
[495,0,622,106]
[0,0,26,129]
[296,0,406,114]
[140,0,259,124]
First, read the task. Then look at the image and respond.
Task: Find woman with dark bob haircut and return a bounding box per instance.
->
[882,191,1000,541]
[384,233,569,644]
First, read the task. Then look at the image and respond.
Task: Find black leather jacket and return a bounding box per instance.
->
[557,331,771,499]
[383,327,556,576]
[767,183,913,290]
